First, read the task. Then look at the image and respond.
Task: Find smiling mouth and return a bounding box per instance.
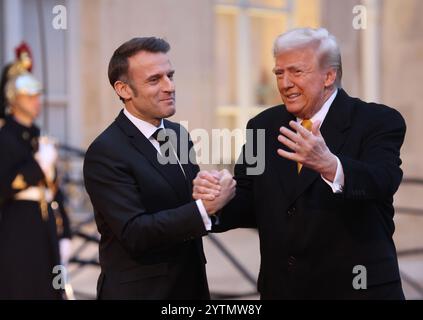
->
[160,97,175,102]
[284,93,301,101]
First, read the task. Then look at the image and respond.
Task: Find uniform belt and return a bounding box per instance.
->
[14,186,53,203]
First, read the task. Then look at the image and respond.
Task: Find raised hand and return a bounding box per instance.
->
[277,120,338,181]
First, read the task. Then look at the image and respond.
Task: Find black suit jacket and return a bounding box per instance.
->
[216,89,406,299]
[83,111,209,299]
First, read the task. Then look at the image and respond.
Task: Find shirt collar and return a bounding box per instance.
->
[123,107,164,139]
[297,89,338,126]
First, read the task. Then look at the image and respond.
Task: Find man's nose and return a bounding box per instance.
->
[281,74,293,89]
[162,76,175,92]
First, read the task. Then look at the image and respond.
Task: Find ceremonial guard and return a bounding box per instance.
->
[0,43,72,299]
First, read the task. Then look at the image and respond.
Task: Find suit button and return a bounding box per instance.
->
[288,256,296,267]
[287,206,296,216]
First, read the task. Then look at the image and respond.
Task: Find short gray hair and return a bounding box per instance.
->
[273,27,342,88]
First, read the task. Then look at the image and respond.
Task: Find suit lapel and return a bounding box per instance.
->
[292,89,353,201]
[270,107,299,202]
[164,120,194,197]
[115,111,190,202]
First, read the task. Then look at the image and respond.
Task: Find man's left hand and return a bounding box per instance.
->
[277,120,337,181]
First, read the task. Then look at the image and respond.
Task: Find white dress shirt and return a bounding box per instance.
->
[296,89,344,193]
[123,108,212,230]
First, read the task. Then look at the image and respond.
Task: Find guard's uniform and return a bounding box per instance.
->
[0,116,71,299]
[0,42,73,299]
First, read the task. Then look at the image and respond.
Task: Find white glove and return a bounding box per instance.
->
[35,136,58,181]
[59,238,72,267]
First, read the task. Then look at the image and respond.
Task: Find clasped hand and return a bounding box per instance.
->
[192,169,236,215]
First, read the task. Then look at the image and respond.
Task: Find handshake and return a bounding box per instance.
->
[192,169,236,216]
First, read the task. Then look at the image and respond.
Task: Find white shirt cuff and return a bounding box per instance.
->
[196,199,212,231]
[321,156,344,193]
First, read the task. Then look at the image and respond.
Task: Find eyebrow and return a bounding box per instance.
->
[273,64,306,73]
[146,70,175,81]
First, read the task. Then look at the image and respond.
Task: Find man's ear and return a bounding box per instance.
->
[114,81,132,101]
[324,68,337,88]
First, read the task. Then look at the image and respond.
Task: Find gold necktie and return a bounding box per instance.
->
[297,119,313,173]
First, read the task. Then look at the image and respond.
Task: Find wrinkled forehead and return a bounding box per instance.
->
[128,51,173,78]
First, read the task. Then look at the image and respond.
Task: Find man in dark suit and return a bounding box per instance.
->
[83,37,234,299]
[193,28,406,299]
